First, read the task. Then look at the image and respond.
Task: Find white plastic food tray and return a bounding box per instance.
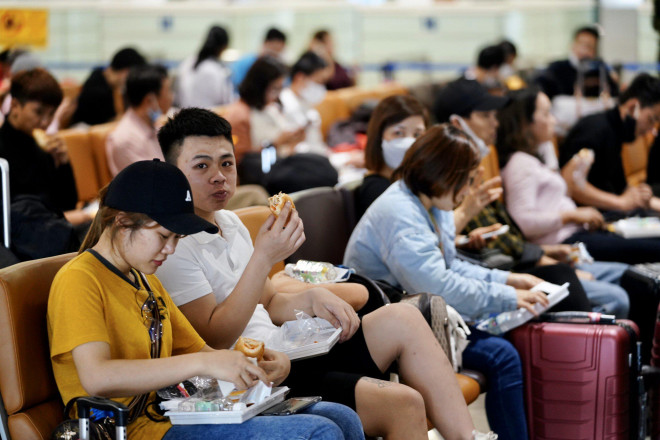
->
[166,387,289,424]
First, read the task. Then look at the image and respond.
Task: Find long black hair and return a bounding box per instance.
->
[194,26,229,70]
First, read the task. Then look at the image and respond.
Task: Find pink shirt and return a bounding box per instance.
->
[106,109,164,176]
[500,151,580,244]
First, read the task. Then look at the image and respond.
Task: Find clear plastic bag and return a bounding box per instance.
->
[284,260,354,284]
[157,376,222,400]
[568,242,593,265]
[267,310,339,351]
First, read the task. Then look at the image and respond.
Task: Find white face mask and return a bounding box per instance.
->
[299,81,327,106]
[499,64,515,80]
[450,114,490,158]
[537,140,559,171]
[382,137,416,169]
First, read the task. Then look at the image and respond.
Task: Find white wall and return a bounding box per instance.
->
[0,0,656,86]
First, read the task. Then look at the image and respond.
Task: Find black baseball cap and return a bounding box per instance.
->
[105,159,218,235]
[434,79,509,123]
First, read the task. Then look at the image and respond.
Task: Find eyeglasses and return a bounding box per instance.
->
[140,290,163,354]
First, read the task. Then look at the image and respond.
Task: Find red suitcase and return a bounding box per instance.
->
[510,319,641,440]
[651,303,660,440]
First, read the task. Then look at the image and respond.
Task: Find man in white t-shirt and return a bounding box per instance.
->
[155,107,485,440]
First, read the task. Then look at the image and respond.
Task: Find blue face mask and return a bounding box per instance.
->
[148,108,162,125]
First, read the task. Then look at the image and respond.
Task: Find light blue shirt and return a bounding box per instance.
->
[230,54,258,90]
[344,180,517,321]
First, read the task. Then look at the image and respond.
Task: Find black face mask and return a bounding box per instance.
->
[622,115,637,143]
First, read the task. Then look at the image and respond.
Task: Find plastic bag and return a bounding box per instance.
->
[284,260,354,283]
[568,242,594,265]
[267,310,339,351]
[476,282,570,335]
[158,376,222,400]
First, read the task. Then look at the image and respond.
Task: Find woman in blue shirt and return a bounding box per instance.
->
[345,124,549,440]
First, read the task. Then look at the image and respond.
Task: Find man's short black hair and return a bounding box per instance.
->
[110,47,146,71]
[574,25,600,41]
[158,107,234,165]
[125,64,167,108]
[10,67,63,108]
[477,45,505,70]
[265,27,286,43]
[291,51,327,79]
[619,73,660,108]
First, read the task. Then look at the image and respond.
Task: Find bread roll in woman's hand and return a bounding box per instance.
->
[234,336,265,361]
[268,192,295,224]
[32,129,51,151]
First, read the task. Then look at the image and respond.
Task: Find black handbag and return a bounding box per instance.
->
[51,271,163,440]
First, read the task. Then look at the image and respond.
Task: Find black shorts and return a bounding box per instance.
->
[281,323,391,410]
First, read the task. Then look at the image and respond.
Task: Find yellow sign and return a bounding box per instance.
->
[0,9,48,48]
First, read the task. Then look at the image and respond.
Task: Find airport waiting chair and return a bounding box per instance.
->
[233,206,285,279]
[0,253,75,439]
[60,128,101,204]
[287,186,356,266]
[89,122,118,190]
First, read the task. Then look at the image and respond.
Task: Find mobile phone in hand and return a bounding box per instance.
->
[260,396,321,416]
[261,144,277,173]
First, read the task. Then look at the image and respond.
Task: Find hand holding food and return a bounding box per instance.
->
[255,194,305,266]
[234,336,265,362]
[268,192,296,220]
[34,129,68,166]
[32,129,51,150]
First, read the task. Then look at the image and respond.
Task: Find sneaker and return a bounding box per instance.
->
[472,430,498,440]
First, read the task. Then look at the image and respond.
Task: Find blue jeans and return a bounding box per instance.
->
[462,329,528,440]
[162,402,364,440]
[577,261,630,319]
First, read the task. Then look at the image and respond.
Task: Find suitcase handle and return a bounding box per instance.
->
[540,311,616,324]
[76,396,129,440]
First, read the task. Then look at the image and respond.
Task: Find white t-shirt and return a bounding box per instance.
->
[176,56,235,109]
[279,88,327,156]
[157,210,278,341]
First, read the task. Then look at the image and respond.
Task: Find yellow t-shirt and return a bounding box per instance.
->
[47,251,206,440]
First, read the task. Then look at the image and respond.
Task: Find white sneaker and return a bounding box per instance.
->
[472,430,498,440]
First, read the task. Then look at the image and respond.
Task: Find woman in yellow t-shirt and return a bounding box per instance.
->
[47,159,364,440]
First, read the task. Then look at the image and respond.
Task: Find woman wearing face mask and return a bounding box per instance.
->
[279,51,330,156]
[227,55,339,193]
[354,95,428,219]
[48,159,366,440]
[356,94,499,250]
[225,55,306,164]
[345,124,550,440]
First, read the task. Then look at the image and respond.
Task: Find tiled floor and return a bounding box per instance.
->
[428,393,490,440]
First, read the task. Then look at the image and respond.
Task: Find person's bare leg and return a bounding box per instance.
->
[270,271,369,310]
[362,303,475,440]
[354,377,428,440]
